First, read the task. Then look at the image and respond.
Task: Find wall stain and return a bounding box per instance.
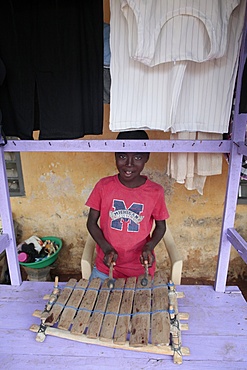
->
[183,216,222,227]
[39,173,76,198]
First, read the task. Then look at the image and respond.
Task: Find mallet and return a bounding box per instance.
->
[107,262,115,289]
[141,260,149,286]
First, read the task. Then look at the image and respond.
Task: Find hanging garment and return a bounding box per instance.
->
[104,23,111,67]
[0,0,103,140]
[110,0,187,132]
[103,22,111,104]
[110,0,245,134]
[0,57,6,85]
[172,0,246,134]
[167,132,223,195]
[120,0,240,66]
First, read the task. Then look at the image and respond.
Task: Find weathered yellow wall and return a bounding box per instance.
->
[9,104,247,280]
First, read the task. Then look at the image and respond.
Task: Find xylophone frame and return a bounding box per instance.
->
[30,271,190,364]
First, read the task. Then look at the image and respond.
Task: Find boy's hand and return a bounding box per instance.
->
[140,246,155,267]
[103,248,118,267]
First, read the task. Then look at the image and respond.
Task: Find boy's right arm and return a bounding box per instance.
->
[87,208,118,266]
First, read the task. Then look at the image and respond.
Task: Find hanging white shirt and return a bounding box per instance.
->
[110,0,245,134]
[120,0,240,66]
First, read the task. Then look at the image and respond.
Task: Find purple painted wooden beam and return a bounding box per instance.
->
[0,148,22,285]
[0,233,10,254]
[215,5,247,292]
[227,228,247,263]
[237,141,247,156]
[3,139,231,153]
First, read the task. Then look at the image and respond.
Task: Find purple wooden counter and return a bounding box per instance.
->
[0,281,246,369]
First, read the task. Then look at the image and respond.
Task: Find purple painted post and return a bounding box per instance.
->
[214,123,246,292]
[215,7,247,291]
[0,147,22,285]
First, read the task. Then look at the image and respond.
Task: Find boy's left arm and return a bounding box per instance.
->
[141,220,166,266]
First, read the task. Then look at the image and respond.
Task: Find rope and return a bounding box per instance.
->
[172,344,183,357]
[46,279,177,320]
[170,314,182,355]
[38,323,47,334]
[65,282,174,293]
[64,305,170,316]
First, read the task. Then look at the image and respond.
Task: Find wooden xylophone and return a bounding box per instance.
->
[30,271,190,364]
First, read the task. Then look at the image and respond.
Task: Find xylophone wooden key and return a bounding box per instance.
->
[99,278,125,342]
[86,279,111,339]
[113,276,136,345]
[151,270,170,345]
[129,275,152,347]
[71,278,101,335]
[44,279,77,326]
[57,279,89,330]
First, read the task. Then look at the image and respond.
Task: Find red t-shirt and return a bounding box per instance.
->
[86,175,169,279]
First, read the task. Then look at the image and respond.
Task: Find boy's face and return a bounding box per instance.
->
[115,152,149,187]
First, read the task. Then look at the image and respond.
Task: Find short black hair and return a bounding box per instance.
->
[116,130,149,140]
[115,130,150,157]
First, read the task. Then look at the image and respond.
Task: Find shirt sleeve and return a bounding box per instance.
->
[152,186,169,221]
[85,180,103,211]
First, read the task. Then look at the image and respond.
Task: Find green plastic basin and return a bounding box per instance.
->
[19,236,62,269]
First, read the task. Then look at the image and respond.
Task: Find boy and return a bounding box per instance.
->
[86,130,169,281]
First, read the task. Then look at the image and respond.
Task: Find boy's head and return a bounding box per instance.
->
[116,129,150,160]
[116,130,150,158]
[116,130,149,141]
[115,130,150,188]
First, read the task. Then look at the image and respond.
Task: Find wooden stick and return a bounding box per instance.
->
[35,276,61,341]
[140,261,149,286]
[169,304,183,364]
[113,277,136,344]
[178,312,189,320]
[44,278,77,326]
[129,275,151,347]
[29,324,190,356]
[107,262,115,289]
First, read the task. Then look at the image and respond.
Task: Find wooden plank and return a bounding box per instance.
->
[168,281,179,314]
[44,279,77,326]
[2,282,247,368]
[0,281,244,307]
[30,324,189,356]
[4,328,247,363]
[151,270,170,345]
[40,277,60,321]
[129,274,152,347]
[1,283,246,336]
[4,139,232,154]
[2,353,247,370]
[57,279,89,330]
[177,285,245,307]
[179,312,189,320]
[0,281,67,302]
[114,277,136,344]
[0,233,10,254]
[169,299,183,364]
[2,282,247,369]
[227,228,247,263]
[100,278,125,342]
[86,280,111,339]
[71,278,101,335]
